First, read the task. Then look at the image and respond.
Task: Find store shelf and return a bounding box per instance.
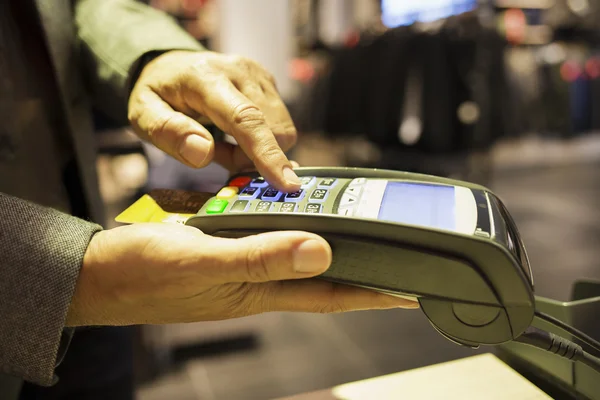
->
[494,0,554,9]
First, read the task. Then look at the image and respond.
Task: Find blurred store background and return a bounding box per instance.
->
[93,0,600,398]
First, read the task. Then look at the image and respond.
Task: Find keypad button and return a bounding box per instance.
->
[255,201,272,212]
[300,176,316,189]
[317,178,337,188]
[305,203,322,213]
[284,189,305,202]
[349,178,366,187]
[216,186,239,199]
[309,189,328,203]
[339,193,358,208]
[337,206,355,217]
[239,186,261,199]
[250,177,269,188]
[229,176,252,188]
[230,200,249,213]
[206,199,228,214]
[280,202,297,213]
[262,187,282,201]
[345,185,363,197]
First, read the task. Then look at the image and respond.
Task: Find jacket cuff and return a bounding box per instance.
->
[0,193,102,386]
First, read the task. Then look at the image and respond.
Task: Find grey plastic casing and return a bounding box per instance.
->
[185,167,535,348]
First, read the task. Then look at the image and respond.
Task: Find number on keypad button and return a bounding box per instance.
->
[262,187,282,201]
[300,176,316,188]
[255,201,272,212]
[318,178,336,188]
[309,189,328,202]
[305,204,322,213]
[280,202,297,213]
[239,186,261,199]
[284,189,304,201]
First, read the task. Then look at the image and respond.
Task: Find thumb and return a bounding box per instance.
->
[205,231,332,284]
[129,89,215,168]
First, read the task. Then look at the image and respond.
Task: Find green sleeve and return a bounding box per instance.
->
[74,0,206,124]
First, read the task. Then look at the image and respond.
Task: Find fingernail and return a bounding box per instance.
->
[403,302,420,309]
[179,134,210,167]
[293,240,330,273]
[283,166,301,185]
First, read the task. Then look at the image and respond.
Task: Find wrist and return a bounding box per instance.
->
[128,50,170,96]
[65,230,107,327]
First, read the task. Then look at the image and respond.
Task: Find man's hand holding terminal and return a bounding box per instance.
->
[68,51,418,326]
[67,224,417,326]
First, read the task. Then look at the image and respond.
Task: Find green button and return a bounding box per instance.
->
[206,199,228,214]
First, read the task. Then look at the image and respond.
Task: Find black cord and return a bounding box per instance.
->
[534,310,600,356]
[515,326,600,373]
[581,351,600,372]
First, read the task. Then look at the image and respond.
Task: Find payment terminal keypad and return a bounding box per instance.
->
[284,189,305,202]
[230,200,250,212]
[198,175,377,218]
[250,177,269,188]
[300,176,316,189]
[239,186,261,199]
[261,187,283,201]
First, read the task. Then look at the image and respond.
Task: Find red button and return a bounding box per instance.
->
[229,176,252,188]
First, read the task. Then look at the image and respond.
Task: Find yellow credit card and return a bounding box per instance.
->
[115,189,214,225]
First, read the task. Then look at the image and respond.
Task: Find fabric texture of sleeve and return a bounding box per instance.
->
[0,193,102,386]
[74,0,206,124]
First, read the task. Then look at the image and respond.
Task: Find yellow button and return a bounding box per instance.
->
[216,186,239,199]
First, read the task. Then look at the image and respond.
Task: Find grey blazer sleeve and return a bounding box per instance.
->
[74,0,206,124]
[0,193,102,386]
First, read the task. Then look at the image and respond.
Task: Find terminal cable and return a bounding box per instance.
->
[534,310,600,356]
[515,326,600,374]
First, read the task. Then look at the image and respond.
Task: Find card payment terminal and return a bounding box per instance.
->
[185,167,535,349]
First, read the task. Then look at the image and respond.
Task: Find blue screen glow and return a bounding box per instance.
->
[381,0,477,28]
[378,182,456,231]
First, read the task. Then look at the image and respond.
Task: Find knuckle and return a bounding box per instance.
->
[188,58,211,75]
[311,303,337,314]
[312,286,349,314]
[127,107,140,126]
[147,113,176,139]
[266,72,277,85]
[228,54,246,64]
[230,55,252,72]
[232,103,266,127]
[279,127,298,145]
[239,55,256,68]
[244,243,272,282]
[259,144,284,164]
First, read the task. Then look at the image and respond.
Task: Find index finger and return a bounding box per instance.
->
[260,279,420,313]
[183,73,301,192]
